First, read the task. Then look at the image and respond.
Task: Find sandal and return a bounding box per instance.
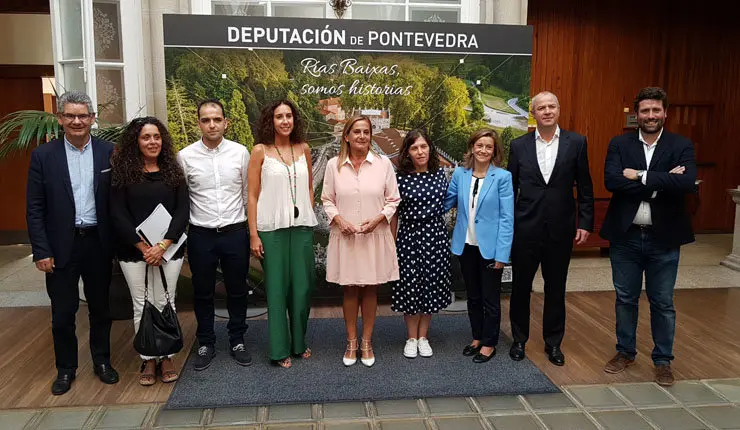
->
[360,338,375,367]
[292,347,312,359]
[343,339,358,366]
[139,359,156,386]
[159,358,179,383]
[272,357,292,368]
[301,347,312,359]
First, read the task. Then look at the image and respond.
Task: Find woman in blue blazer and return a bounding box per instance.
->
[444,128,514,363]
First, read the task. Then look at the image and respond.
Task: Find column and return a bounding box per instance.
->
[484,0,527,25]
[720,187,740,272]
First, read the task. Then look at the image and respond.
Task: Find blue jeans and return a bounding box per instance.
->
[610,226,679,365]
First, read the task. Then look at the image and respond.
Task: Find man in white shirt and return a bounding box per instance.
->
[507,91,594,366]
[601,87,696,386]
[179,99,252,370]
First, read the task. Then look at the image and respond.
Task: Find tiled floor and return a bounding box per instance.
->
[3,378,740,429]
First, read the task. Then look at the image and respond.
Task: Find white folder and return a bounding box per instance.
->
[135,203,187,262]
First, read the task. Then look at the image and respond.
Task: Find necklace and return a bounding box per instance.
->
[274,143,299,218]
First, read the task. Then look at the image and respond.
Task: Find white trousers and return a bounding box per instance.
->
[119,258,184,360]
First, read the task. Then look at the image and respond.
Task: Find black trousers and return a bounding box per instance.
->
[459,244,503,347]
[45,228,112,375]
[509,234,573,347]
[188,225,249,348]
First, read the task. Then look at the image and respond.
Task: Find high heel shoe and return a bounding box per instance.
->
[360,339,375,367]
[343,338,358,366]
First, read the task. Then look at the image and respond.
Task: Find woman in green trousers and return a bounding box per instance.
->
[247,99,318,368]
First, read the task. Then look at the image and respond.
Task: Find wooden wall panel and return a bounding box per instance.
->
[0,75,44,233]
[528,0,739,232]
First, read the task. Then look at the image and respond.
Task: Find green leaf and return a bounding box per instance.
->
[0,111,60,158]
[0,110,128,159]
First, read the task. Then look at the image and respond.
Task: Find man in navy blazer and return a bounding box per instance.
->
[26,91,119,395]
[507,91,594,366]
[600,87,696,386]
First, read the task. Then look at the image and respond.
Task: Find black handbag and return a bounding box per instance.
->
[133,264,183,356]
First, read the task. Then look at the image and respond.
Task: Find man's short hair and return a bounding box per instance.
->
[197,98,226,118]
[634,87,668,112]
[531,91,559,113]
[57,91,94,114]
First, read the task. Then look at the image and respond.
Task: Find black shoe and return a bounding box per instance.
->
[462,344,482,357]
[230,343,253,366]
[93,364,120,384]
[509,342,526,361]
[473,348,496,363]
[51,373,75,395]
[545,345,565,366]
[194,344,216,371]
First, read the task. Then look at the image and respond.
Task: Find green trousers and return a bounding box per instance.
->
[258,227,315,360]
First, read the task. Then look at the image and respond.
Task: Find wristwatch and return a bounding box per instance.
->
[636,170,646,181]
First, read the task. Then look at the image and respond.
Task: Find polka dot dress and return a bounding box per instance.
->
[392,169,452,314]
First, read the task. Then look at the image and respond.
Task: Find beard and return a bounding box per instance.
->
[639,118,664,134]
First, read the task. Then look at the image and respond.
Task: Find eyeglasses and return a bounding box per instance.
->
[59,113,95,121]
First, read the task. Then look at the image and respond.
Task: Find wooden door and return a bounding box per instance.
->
[665,104,721,232]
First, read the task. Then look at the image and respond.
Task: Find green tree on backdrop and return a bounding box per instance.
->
[166,79,199,149]
[468,87,485,121]
[226,89,255,149]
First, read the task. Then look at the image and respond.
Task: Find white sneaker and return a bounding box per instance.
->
[418,337,433,357]
[403,338,418,358]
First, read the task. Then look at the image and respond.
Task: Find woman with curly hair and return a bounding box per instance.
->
[110,117,189,385]
[390,129,452,359]
[247,99,317,368]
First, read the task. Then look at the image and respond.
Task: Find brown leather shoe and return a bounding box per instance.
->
[604,353,635,374]
[654,364,675,386]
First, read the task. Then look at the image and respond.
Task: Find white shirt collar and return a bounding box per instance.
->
[342,150,375,165]
[535,125,560,144]
[638,128,663,147]
[64,135,92,152]
[199,137,225,152]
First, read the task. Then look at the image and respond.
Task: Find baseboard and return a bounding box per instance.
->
[0,230,29,245]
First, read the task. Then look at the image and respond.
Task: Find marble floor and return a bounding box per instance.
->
[2,378,739,429]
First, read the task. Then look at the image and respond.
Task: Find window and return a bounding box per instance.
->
[50,0,146,124]
[195,0,478,23]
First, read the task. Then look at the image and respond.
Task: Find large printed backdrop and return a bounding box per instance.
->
[164,15,532,293]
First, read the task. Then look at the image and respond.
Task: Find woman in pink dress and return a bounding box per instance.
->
[322,115,401,367]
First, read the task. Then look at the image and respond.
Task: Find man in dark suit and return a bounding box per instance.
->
[26,91,119,395]
[600,87,695,386]
[507,91,594,366]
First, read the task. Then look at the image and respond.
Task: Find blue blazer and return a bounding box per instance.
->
[26,137,115,268]
[444,165,514,262]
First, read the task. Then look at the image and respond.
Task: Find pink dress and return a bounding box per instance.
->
[322,152,401,286]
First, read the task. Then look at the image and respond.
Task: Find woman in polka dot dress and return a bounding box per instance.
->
[390,129,452,359]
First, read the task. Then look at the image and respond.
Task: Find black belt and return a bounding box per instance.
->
[189,222,246,234]
[631,224,653,230]
[74,226,98,236]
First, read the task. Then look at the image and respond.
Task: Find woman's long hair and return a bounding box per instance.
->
[396,129,440,175]
[111,116,184,187]
[337,115,373,171]
[462,128,504,169]
[256,99,306,145]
